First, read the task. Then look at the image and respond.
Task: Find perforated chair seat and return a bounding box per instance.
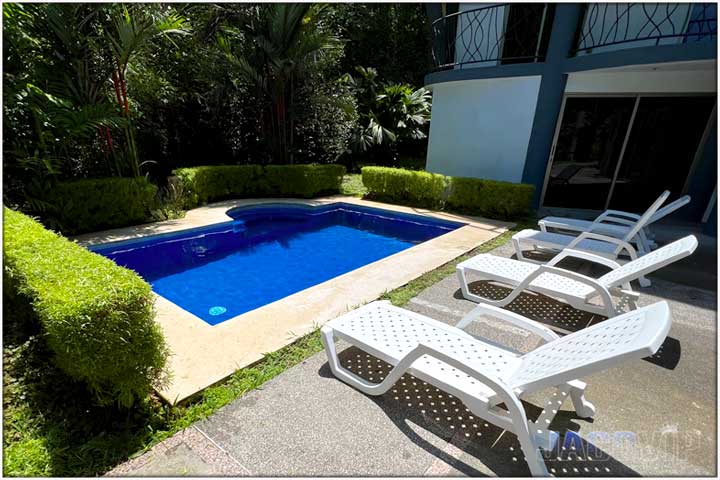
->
[514,229,619,256]
[457,254,598,300]
[539,217,631,237]
[328,302,522,401]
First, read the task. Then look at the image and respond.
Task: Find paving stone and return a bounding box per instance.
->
[105,427,245,476]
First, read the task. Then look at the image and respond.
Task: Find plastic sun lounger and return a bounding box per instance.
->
[321,300,671,476]
[456,235,697,317]
[513,191,671,287]
[538,193,691,249]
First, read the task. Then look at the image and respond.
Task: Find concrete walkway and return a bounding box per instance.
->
[108,240,717,477]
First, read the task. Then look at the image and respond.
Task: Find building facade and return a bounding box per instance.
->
[424,3,717,232]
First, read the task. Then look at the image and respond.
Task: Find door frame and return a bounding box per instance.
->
[539,92,717,211]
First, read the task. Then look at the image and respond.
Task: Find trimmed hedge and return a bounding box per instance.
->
[361,166,446,209]
[40,177,158,235]
[361,167,534,219]
[3,208,167,407]
[173,164,346,208]
[446,176,535,218]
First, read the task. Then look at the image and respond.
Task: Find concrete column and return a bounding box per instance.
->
[521,4,583,207]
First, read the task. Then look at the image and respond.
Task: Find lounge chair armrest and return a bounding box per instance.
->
[590,216,636,229]
[547,248,622,270]
[522,264,616,318]
[404,343,534,435]
[457,303,560,343]
[595,210,641,222]
[406,343,524,409]
[567,231,638,258]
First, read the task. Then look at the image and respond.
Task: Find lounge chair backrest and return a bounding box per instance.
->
[598,235,698,288]
[649,195,691,224]
[508,301,670,393]
[620,190,670,244]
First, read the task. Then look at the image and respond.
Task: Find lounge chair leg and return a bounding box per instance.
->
[456,268,522,309]
[321,326,427,397]
[457,268,479,302]
[624,247,652,288]
[517,425,550,476]
[512,236,527,261]
[567,381,596,418]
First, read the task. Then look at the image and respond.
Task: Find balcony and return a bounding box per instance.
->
[430,4,555,71]
[572,3,717,56]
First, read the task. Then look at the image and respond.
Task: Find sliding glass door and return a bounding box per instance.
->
[542,95,715,212]
[542,97,636,210]
[608,96,715,210]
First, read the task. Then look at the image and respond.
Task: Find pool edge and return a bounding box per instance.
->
[74,196,513,404]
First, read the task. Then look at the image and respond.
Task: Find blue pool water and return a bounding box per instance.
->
[91,203,463,325]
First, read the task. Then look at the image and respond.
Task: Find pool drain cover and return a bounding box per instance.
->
[209,306,227,316]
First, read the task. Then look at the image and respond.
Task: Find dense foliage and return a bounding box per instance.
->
[3,208,168,407]
[362,167,535,219]
[38,177,158,234]
[343,67,431,170]
[174,164,345,208]
[326,4,433,86]
[3,3,434,209]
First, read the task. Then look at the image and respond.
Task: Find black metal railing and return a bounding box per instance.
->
[431,4,555,70]
[573,3,717,55]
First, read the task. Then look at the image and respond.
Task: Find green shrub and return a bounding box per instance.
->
[173,165,264,208]
[446,176,534,219]
[173,164,346,208]
[361,167,534,219]
[3,208,168,407]
[362,166,446,208]
[264,164,346,197]
[39,177,158,235]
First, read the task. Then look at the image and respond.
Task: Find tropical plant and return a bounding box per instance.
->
[2,3,190,185]
[104,5,190,176]
[344,66,431,164]
[219,4,341,163]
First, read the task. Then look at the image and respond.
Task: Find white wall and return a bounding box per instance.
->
[566,65,716,94]
[425,76,542,183]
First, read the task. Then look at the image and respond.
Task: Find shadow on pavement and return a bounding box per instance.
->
[319,346,641,477]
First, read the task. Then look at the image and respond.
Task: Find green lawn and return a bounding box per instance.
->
[3,333,324,476]
[339,173,368,197]
[3,217,533,477]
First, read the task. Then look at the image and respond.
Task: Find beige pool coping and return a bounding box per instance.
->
[74,196,512,404]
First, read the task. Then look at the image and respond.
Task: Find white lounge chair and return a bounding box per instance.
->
[538,193,690,250]
[456,236,697,317]
[322,300,671,476]
[513,191,671,287]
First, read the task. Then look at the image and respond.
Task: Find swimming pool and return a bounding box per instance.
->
[91,203,463,325]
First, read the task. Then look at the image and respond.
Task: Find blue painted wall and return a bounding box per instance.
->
[520,4,582,206]
[685,112,717,223]
[426,3,718,210]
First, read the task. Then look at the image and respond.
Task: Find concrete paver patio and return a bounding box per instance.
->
[108,239,717,477]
